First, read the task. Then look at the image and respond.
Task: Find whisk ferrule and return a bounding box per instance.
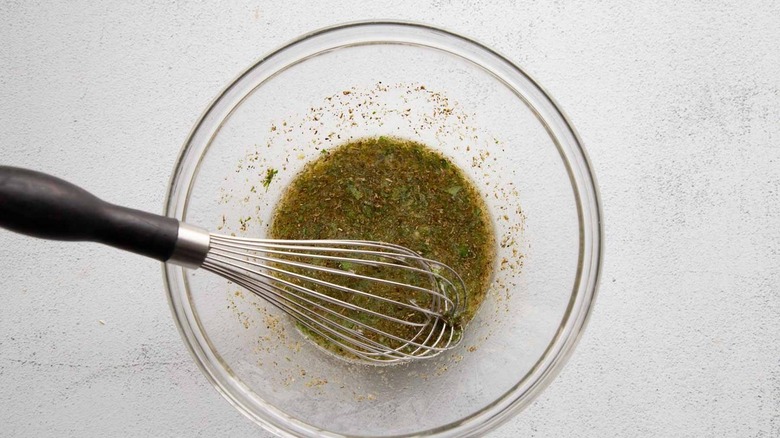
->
[169,223,210,269]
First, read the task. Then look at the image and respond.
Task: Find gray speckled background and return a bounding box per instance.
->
[1,1,778,436]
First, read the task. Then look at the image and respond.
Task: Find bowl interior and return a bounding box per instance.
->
[165,22,599,437]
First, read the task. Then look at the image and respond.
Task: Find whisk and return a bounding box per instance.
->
[0,166,465,363]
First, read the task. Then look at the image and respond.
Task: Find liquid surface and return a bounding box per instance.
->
[270,137,495,359]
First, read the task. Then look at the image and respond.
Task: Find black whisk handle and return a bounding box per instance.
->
[0,166,180,261]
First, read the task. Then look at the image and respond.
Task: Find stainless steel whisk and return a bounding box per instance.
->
[0,166,465,363]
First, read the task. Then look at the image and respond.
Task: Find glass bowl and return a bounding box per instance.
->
[163,21,602,437]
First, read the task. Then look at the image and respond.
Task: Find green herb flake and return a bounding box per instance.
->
[446,185,462,196]
[262,168,278,191]
[346,182,362,200]
[339,261,355,271]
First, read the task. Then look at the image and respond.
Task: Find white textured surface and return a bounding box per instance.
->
[1,1,778,436]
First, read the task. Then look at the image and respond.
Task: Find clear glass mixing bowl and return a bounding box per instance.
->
[163,21,602,437]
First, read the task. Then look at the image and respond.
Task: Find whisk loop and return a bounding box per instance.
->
[203,235,466,363]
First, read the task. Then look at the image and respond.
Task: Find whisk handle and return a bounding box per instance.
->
[0,166,180,262]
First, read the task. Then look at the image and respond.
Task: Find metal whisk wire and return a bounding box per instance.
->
[203,235,466,363]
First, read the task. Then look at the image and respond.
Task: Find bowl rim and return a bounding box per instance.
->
[163,19,603,438]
